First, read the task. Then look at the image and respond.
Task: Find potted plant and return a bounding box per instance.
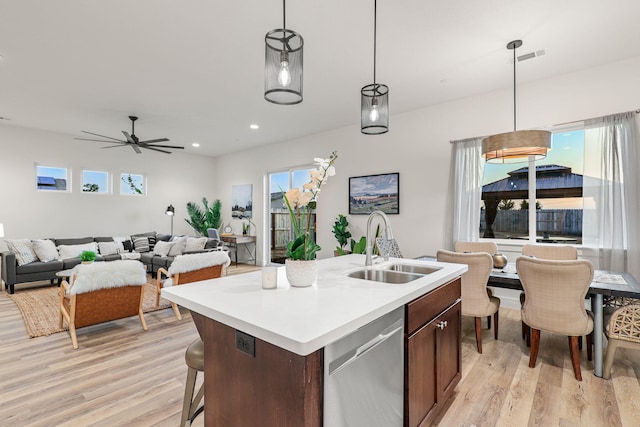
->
[283,151,338,287]
[332,214,352,256]
[80,250,97,264]
[185,197,222,236]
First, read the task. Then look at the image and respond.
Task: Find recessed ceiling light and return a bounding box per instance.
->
[250,124,259,130]
[192,142,200,147]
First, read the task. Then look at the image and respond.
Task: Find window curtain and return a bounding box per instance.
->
[583,111,640,278]
[443,137,485,250]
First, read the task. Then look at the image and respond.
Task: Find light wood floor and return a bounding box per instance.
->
[1,282,639,426]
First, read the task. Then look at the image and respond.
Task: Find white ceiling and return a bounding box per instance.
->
[2,0,640,157]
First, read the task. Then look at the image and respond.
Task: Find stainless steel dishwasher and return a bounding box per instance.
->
[324,306,404,427]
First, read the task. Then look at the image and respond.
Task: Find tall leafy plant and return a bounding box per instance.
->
[185,198,222,236]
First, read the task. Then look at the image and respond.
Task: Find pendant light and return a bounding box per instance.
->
[361,0,389,134]
[482,40,551,163]
[264,0,303,105]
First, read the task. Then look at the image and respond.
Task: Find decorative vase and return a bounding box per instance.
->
[492,253,508,269]
[285,259,318,288]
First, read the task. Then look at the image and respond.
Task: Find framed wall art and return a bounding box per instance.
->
[232,184,253,218]
[349,172,399,215]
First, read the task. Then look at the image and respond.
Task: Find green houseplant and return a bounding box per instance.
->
[80,250,97,263]
[332,214,352,256]
[185,197,222,236]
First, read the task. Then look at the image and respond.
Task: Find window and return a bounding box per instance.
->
[268,167,315,263]
[479,129,584,244]
[82,170,110,194]
[120,173,145,196]
[36,165,69,192]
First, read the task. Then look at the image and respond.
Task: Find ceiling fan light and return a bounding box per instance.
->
[482,129,551,164]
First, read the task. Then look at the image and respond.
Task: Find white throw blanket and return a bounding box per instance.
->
[69,260,147,294]
[168,251,231,275]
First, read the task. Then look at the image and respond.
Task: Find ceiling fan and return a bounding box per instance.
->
[76,116,184,154]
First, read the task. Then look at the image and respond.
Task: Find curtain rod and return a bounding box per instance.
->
[450,108,640,144]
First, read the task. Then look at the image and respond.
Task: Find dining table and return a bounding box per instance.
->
[488,263,640,378]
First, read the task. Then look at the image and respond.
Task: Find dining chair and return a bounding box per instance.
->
[454,241,499,329]
[437,249,499,353]
[454,241,498,255]
[603,302,640,378]
[520,244,578,345]
[517,256,594,381]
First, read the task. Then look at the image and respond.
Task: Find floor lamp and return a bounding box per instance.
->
[165,205,175,235]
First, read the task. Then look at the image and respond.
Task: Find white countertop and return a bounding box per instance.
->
[162,254,467,356]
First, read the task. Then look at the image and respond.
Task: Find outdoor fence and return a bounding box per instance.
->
[479,209,582,237]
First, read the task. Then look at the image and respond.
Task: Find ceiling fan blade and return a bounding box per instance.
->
[142,146,172,154]
[75,137,128,144]
[81,130,126,142]
[100,144,129,149]
[122,131,135,144]
[131,144,142,154]
[139,138,170,144]
[144,144,185,149]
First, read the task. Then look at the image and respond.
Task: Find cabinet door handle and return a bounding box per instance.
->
[436,321,445,330]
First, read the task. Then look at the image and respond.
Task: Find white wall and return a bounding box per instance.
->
[215,56,640,265]
[0,125,218,249]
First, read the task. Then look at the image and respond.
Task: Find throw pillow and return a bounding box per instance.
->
[153,241,174,257]
[113,236,132,252]
[133,237,150,253]
[57,242,98,260]
[185,237,207,252]
[148,236,157,251]
[98,241,120,256]
[168,236,188,256]
[32,239,60,262]
[6,239,38,266]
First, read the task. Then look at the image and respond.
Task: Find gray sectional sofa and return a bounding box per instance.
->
[1,232,220,294]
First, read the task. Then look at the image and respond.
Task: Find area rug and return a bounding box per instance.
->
[7,263,262,339]
[8,283,170,338]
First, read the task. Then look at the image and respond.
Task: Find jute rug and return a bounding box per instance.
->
[7,263,262,339]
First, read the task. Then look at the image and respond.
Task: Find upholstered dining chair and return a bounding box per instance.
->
[603,303,640,378]
[517,256,594,381]
[520,244,578,344]
[454,241,498,255]
[437,249,500,353]
[156,251,231,320]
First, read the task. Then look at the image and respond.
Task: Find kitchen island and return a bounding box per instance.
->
[162,254,467,426]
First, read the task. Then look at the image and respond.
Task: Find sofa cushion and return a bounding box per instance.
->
[153,241,173,257]
[168,236,188,256]
[97,254,123,262]
[58,242,98,260]
[133,237,150,253]
[16,260,64,274]
[98,241,120,256]
[139,252,155,264]
[152,256,174,269]
[54,237,94,246]
[63,258,82,269]
[32,239,60,262]
[94,236,115,243]
[5,239,38,266]
[185,237,207,252]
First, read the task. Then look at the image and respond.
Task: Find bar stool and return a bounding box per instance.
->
[181,338,205,427]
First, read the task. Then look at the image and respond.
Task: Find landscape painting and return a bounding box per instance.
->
[232,184,253,218]
[349,173,399,215]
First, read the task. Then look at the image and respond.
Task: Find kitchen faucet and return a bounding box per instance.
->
[365,210,394,266]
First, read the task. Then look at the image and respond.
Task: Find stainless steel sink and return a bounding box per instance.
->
[347,268,423,284]
[384,264,441,275]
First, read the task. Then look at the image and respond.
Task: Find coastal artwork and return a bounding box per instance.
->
[349,173,399,215]
[232,184,253,218]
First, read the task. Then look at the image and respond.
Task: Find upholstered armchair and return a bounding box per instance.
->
[156,251,231,320]
[59,260,149,349]
[517,257,594,381]
[437,249,499,353]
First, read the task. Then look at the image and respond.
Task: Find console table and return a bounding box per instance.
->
[221,235,257,265]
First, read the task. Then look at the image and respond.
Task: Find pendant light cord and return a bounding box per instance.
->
[373,0,377,85]
[513,44,517,132]
[283,0,286,30]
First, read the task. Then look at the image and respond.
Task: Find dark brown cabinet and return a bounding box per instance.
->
[405,278,462,427]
